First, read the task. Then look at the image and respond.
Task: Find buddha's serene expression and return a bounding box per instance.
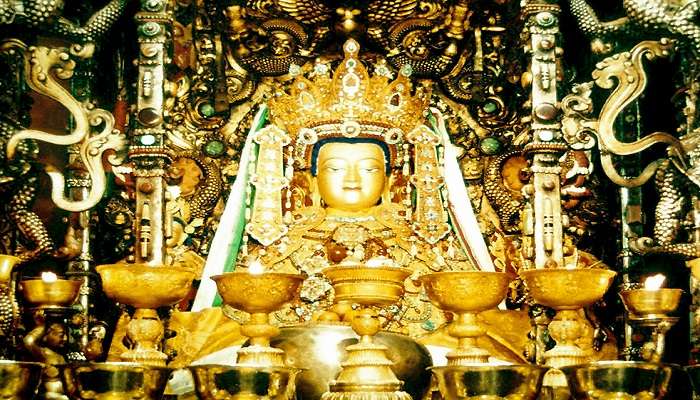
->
[315,142,387,212]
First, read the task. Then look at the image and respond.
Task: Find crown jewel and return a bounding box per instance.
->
[268,39,432,169]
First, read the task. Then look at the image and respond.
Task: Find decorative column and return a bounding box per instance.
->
[522,0,566,271]
[131,0,172,265]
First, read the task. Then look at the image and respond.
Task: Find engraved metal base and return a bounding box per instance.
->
[321,340,412,400]
[189,364,299,400]
[430,364,548,400]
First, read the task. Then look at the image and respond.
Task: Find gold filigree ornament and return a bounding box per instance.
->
[248,38,451,244]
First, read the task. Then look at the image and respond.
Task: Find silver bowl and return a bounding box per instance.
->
[0,360,43,400]
[561,361,676,400]
[189,365,299,400]
[62,362,173,400]
[430,364,548,400]
[270,324,433,400]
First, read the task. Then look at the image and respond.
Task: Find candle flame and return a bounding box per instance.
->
[643,274,666,290]
[41,271,58,283]
[249,260,264,275]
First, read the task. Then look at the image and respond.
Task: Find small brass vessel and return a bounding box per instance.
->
[189,364,300,400]
[213,271,304,367]
[561,361,676,400]
[20,277,82,309]
[619,288,683,363]
[97,263,194,309]
[97,264,195,366]
[321,264,413,400]
[520,268,616,396]
[519,269,617,310]
[430,364,548,400]
[62,362,173,400]
[619,288,683,321]
[0,360,44,400]
[419,271,511,365]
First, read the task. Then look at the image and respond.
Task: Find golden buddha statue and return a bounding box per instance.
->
[166,39,531,368]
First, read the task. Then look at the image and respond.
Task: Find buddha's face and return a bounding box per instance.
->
[316,142,387,212]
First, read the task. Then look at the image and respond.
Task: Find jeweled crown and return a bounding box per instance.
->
[268,39,431,169]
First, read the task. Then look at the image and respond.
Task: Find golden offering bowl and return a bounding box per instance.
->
[431,364,549,400]
[20,278,82,308]
[419,271,511,365]
[419,271,511,313]
[0,254,19,283]
[62,362,172,400]
[212,271,304,314]
[189,365,300,400]
[97,263,195,309]
[520,269,617,310]
[213,271,304,367]
[0,360,44,400]
[619,288,683,320]
[323,264,412,306]
[561,361,676,400]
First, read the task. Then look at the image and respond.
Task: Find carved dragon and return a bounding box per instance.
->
[561,40,686,188]
[7,46,126,213]
[568,0,700,54]
[0,0,127,43]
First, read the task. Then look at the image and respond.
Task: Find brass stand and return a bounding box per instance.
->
[212,271,304,367]
[322,265,412,400]
[619,288,682,362]
[419,271,511,366]
[97,263,195,367]
[520,269,616,397]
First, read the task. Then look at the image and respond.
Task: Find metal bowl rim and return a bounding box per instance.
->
[560,361,682,371]
[211,271,305,281]
[0,360,45,367]
[188,364,302,373]
[429,364,549,372]
[59,362,175,371]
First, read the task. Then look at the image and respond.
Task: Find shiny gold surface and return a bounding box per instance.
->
[97,264,195,365]
[212,272,304,314]
[0,254,19,283]
[62,362,172,400]
[0,360,44,400]
[214,271,303,367]
[20,278,82,308]
[619,288,683,319]
[431,364,548,400]
[323,265,412,307]
[189,364,300,400]
[271,324,432,400]
[520,269,617,310]
[561,361,675,400]
[420,272,512,365]
[419,272,511,313]
[317,142,387,213]
[322,265,413,400]
[97,263,195,309]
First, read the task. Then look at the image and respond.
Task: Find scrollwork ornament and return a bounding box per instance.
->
[6,46,126,212]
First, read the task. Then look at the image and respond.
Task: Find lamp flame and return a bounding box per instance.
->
[643,274,666,290]
[249,260,264,275]
[41,271,58,283]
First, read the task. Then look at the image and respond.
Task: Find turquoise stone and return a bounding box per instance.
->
[199,103,215,117]
[480,137,502,155]
[204,140,225,157]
